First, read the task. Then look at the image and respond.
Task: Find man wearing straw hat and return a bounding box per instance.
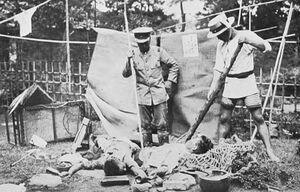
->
[122,27,179,147]
[207,13,279,162]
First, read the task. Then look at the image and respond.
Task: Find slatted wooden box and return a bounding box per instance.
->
[6,84,85,145]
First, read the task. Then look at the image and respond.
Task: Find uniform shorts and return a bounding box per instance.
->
[220,93,262,109]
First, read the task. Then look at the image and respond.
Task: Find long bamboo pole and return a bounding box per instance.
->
[66,0,71,92]
[268,42,285,123]
[237,0,242,26]
[123,0,144,148]
[250,2,294,142]
[261,3,294,112]
[268,3,294,123]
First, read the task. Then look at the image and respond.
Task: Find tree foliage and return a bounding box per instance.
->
[1,0,299,62]
[0,0,174,62]
[98,0,174,31]
[0,0,97,62]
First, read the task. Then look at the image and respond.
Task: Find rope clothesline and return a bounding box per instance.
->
[0,27,292,44]
[0,0,293,45]
[156,0,285,32]
[0,0,51,25]
[0,33,96,44]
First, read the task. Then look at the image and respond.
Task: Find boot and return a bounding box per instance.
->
[157,130,169,146]
[142,132,153,147]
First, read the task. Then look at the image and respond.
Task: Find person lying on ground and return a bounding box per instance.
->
[60,135,147,179]
[61,134,213,183]
[137,134,214,179]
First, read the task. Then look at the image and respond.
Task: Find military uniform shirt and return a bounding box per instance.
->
[123,46,179,105]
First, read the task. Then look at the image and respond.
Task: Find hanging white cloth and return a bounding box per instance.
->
[14,7,37,37]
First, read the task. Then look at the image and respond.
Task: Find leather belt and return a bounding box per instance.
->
[227,70,254,79]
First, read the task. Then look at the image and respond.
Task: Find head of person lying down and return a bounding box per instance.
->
[185,135,214,154]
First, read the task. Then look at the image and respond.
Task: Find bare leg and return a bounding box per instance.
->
[249,107,280,162]
[218,106,234,139]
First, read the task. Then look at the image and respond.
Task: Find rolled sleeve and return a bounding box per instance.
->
[160,48,179,84]
[238,30,270,52]
[213,42,224,73]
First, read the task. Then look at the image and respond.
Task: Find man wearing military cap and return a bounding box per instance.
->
[122,27,179,147]
[207,13,279,162]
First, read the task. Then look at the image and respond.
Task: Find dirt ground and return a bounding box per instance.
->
[1,112,300,192]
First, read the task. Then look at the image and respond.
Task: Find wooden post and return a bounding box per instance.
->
[259,68,263,97]
[59,61,62,102]
[5,110,10,143]
[52,108,57,142]
[12,112,17,145]
[21,61,25,89]
[19,108,25,145]
[73,62,76,99]
[248,6,251,30]
[25,61,28,86]
[280,75,285,137]
[15,110,21,145]
[237,0,242,26]
[65,0,71,93]
[294,74,297,112]
[249,114,253,137]
[66,61,69,100]
[281,74,285,113]
[51,61,55,101]
[33,61,36,86]
[79,62,82,100]
[45,61,49,93]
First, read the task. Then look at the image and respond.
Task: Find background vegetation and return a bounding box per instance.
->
[0,0,299,64]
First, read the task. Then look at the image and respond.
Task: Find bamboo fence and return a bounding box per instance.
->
[0,61,299,123]
[0,60,88,107]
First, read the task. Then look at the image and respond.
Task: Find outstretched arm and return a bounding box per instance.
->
[61,157,106,177]
[124,155,147,179]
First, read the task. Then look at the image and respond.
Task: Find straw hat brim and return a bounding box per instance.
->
[207,17,235,38]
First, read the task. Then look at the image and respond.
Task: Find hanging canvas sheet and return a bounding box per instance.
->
[86,28,219,140]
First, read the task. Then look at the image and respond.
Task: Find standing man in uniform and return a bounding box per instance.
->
[207,13,279,162]
[122,27,179,147]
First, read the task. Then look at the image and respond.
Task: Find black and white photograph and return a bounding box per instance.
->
[0,0,300,191]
